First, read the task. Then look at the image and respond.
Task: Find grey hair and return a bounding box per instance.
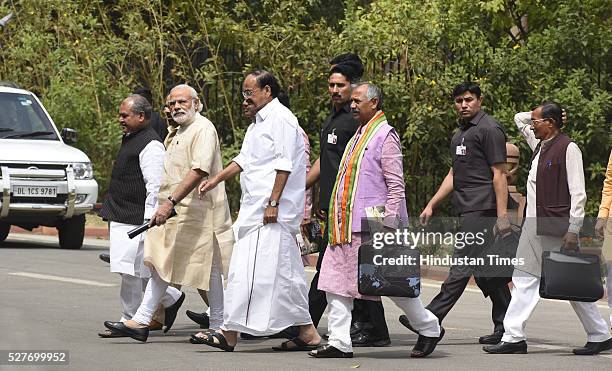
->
[126,94,152,120]
[169,84,203,112]
[354,82,383,110]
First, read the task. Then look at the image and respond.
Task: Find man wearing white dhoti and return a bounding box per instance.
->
[194,70,321,352]
[104,85,234,342]
[98,94,182,338]
[483,102,612,355]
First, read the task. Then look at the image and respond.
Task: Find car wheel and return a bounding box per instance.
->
[57,214,85,249]
[0,222,9,243]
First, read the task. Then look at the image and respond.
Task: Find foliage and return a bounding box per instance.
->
[0,0,609,215]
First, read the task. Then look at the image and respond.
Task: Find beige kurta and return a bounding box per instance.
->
[144,113,234,290]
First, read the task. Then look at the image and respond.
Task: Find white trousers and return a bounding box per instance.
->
[132,269,183,325]
[119,274,147,322]
[207,245,225,330]
[502,273,611,343]
[326,293,440,353]
[132,247,224,328]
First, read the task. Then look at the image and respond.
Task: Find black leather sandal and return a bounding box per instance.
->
[197,332,235,352]
[272,337,319,351]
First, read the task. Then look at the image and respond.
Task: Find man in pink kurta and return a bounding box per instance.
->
[309,83,442,359]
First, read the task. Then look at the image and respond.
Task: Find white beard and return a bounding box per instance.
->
[172,105,196,125]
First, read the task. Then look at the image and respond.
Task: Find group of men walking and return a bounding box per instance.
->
[96,52,612,359]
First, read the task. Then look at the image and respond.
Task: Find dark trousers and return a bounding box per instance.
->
[426,210,511,333]
[352,299,390,339]
[308,217,329,328]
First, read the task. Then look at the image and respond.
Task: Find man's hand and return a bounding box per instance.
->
[149,200,174,227]
[419,205,434,226]
[562,232,579,252]
[595,218,607,239]
[495,216,512,238]
[263,205,278,224]
[198,177,219,199]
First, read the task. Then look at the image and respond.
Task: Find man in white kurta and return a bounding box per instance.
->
[196,71,321,351]
[104,85,233,342]
[99,95,182,337]
[483,103,612,355]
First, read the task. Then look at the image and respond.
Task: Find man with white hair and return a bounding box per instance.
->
[104,84,234,342]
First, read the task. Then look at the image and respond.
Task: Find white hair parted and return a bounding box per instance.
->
[354,82,383,110]
[169,83,203,112]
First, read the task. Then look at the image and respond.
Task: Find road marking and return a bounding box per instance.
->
[8,272,117,287]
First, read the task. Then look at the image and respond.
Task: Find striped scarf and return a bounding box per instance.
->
[328,111,387,245]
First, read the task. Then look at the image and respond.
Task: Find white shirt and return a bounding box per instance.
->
[233,98,306,234]
[514,112,586,233]
[138,140,165,220]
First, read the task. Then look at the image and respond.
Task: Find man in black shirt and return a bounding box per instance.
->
[307,54,391,347]
[399,82,512,345]
[134,87,169,141]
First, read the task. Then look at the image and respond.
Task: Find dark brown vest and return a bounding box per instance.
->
[531,133,572,236]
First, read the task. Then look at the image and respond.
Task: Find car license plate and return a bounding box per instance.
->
[12,185,58,198]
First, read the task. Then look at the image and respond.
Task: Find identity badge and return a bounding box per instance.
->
[456,137,467,156]
[327,129,337,144]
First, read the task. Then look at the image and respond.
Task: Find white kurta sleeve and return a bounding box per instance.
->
[233,124,253,170]
[565,142,586,234]
[139,140,165,220]
[270,118,295,173]
[514,112,539,151]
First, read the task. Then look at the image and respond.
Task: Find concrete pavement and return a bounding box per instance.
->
[1,234,611,370]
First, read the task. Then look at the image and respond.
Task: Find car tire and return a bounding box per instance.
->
[0,222,9,243]
[57,214,85,249]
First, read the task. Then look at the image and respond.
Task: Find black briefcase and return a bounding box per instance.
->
[358,236,420,298]
[539,250,604,302]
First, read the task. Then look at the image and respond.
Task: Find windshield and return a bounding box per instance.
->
[0,92,59,140]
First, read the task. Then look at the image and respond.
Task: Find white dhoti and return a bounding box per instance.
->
[222,223,312,335]
[109,222,151,321]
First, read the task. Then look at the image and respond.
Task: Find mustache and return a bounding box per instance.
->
[332,93,341,98]
[351,109,359,114]
[171,109,187,118]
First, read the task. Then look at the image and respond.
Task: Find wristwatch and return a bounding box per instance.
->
[268,199,279,207]
[167,195,178,206]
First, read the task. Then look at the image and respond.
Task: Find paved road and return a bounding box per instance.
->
[1,234,612,371]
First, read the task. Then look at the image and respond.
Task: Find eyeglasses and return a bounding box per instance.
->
[166,98,195,107]
[241,88,259,99]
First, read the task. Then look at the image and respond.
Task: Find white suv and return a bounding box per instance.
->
[0,84,98,249]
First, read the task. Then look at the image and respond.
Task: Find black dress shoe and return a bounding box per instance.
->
[185,310,210,329]
[411,326,445,358]
[99,253,110,264]
[572,338,612,355]
[308,344,353,358]
[103,321,149,342]
[164,292,185,333]
[479,331,504,344]
[269,326,300,339]
[352,333,391,347]
[398,315,418,334]
[483,341,527,354]
[350,321,372,336]
[240,332,267,340]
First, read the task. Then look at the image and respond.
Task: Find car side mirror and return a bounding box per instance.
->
[61,128,77,144]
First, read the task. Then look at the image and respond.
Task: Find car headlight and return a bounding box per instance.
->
[72,162,93,180]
